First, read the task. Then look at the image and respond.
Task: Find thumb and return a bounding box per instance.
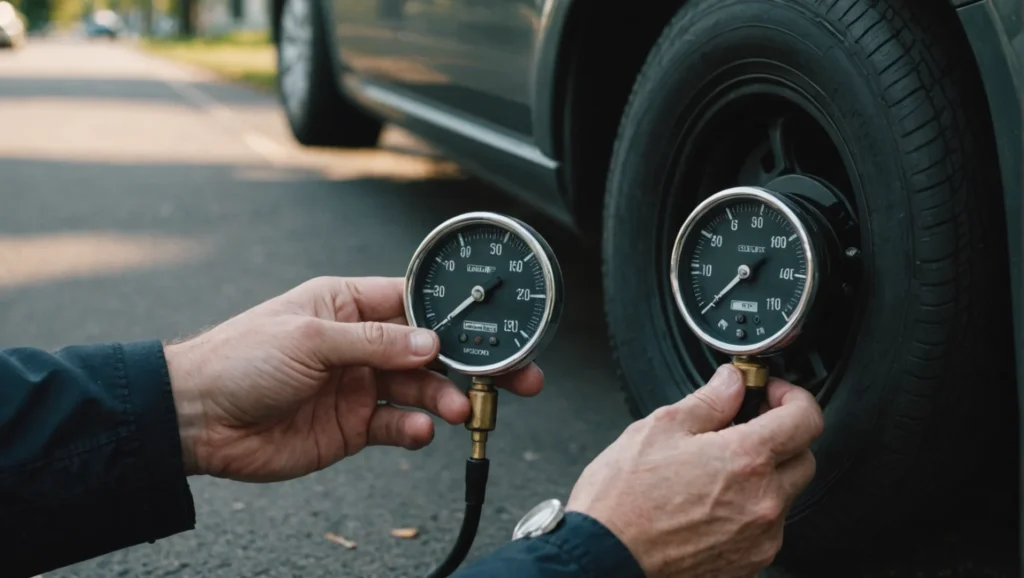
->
[673,364,745,435]
[311,319,440,370]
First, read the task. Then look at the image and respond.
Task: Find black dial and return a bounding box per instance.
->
[672,189,817,354]
[407,216,562,373]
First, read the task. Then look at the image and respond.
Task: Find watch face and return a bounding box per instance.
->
[512,498,565,540]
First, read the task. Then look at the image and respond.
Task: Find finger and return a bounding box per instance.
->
[378,369,470,425]
[307,277,407,322]
[312,319,440,370]
[776,449,817,506]
[384,316,448,377]
[744,380,824,463]
[494,363,544,397]
[366,404,435,450]
[661,364,745,435]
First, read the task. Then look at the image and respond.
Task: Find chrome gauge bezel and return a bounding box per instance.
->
[404,211,563,376]
[669,186,819,356]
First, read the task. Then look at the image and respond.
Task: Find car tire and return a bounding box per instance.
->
[602,0,1014,567]
[277,0,382,147]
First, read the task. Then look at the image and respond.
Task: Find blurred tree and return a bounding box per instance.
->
[178,0,193,35]
[19,0,50,30]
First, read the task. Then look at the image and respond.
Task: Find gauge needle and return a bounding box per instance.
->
[701,264,752,315]
[432,275,504,331]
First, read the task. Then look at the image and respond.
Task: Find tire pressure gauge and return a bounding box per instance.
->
[403,212,564,578]
[670,186,832,421]
[405,212,564,375]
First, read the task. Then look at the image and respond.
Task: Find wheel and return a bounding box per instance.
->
[602,0,1013,566]
[277,0,382,147]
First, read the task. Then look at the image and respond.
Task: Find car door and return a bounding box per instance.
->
[331,0,540,139]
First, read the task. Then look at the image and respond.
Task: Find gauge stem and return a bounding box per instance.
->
[731,356,769,424]
[466,376,497,459]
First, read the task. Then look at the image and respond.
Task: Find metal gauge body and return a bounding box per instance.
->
[670,186,830,356]
[405,212,564,375]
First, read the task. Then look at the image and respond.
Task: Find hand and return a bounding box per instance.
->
[165,276,543,483]
[566,366,823,578]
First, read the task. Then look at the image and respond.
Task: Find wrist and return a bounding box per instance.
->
[164,340,205,476]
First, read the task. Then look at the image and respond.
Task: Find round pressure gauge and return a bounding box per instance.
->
[404,212,564,375]
[670,186,828,356]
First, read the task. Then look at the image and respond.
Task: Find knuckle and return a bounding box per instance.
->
[293,317,325,342]
[361,321,390,348]
[728,438,771,476]
[649,404,681,425]
[753,495,785,526]
[688,388,726,417]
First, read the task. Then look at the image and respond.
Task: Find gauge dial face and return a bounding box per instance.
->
[673,195,813,353]
[409,223,550,368]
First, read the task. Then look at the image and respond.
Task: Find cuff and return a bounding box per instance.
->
[121,340,196,542]
[541,512,645,578]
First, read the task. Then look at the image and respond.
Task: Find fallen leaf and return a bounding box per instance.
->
[391,527,419,539]
[324,532,357,549]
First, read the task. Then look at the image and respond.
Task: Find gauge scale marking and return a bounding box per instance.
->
[671,187,817,355]
[406,213,561,375]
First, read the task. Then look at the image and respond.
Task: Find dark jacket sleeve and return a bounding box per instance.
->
[453,512,645,578]
[0,341,196,578]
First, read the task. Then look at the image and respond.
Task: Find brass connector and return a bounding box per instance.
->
[466,376,498,459]
[731,356,769,388]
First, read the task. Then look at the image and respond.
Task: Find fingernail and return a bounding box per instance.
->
[409,330,436,356]
[709,365,741,392]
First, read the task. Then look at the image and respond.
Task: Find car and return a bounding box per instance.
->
[270,0,1024,571]
[0,1,25,49]
[85,9,123,39]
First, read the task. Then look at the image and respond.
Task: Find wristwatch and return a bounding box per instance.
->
[512,498,566,540]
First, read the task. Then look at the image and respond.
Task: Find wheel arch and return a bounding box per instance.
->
[953,0,1024,426]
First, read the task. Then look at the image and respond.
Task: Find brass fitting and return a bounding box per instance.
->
[466,376,498,459]
[731,356,769,388]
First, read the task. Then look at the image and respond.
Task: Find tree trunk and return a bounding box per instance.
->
[178,0,193,36]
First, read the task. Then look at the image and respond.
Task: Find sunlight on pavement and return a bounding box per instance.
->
[0,232,207,290]
[0,40,460,182]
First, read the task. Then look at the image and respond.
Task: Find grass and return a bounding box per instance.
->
[141,30,277,91]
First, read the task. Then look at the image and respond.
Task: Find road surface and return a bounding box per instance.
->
[0,38,1013,578]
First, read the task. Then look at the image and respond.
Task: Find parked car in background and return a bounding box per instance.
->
[0,1,25,49]
[271,0,1023,572]
[85,9,124,39]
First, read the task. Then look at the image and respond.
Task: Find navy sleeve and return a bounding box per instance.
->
[0,341,196,577]
[453,512,645,578]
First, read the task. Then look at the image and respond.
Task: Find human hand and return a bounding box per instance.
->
[165,276,543,483]
[566,366,823,578]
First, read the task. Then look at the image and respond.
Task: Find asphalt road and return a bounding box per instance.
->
[0,38,1016,578]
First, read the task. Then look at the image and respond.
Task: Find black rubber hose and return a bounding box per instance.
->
[734,387,766,424]
[425,458,490,578]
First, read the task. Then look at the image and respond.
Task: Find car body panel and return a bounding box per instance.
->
[330,0,573,224]
[330,0,539,137]
[954,0,1024,569]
